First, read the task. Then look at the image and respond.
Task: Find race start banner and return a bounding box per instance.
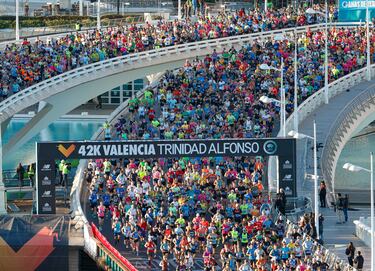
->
[36,138,297,213]
[339,0,375,21]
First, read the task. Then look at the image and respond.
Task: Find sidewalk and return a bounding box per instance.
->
[321,206,371,270]
[300,172,371,270]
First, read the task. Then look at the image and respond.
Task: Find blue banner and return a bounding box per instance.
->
[339,0,375,21]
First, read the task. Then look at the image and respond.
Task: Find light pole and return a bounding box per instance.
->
[274,33,299,133]
[178,0,182,20]
[79,0,83,16]
[343,153,374,271]
[97,0,101,30]
[0,115,7,214]
[123,2,130,15]
[259,60,285,137]
[16,0,20,41]
[366,0,371,81]
[293,32,298,133]
[288,120,319,240]
[259,93,286,138]
[306,1,329,104]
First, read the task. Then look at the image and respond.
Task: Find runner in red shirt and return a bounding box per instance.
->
[145,238,156,266]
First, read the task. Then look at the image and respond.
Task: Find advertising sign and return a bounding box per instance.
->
[278,155,297,197]
[36,159,56,215]
[36,138,298,212]
[37,138,295,160]
[339,0,375,21]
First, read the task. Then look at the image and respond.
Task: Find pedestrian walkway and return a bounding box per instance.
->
[296,79,375,270]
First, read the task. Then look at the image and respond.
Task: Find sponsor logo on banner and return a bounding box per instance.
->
[341,0,375,9]
[42,176,52,186]
[284,186,293,195]
[263,140,278,155]
[42,190,52,198]
[282,160,293,169]
[42,203,52,212]
[282,174,293,182]
[41,164,52,171]
[58,144,76,158]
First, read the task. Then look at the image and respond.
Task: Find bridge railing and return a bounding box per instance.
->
[0,17,144,43]
[268,64,375,192]
[320,68,375,195]
[2,22,367,123]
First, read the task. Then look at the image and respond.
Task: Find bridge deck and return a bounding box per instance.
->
[297,79,375,271]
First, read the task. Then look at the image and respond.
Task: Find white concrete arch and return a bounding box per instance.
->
[321,83,375,194]
[2,56,188,156]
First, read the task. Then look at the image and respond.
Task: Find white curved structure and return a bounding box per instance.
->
[321,79,375,195]
[0,24,329,156]
[268,64,375,193]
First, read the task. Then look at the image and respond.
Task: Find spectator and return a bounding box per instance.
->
[16,162,25,187]
[27,163,35,187]
[335,193,344,224]
[345,241,355,266]
[58,160,65,185]
[62,162,70,187]
[319,180,327,208]
[318,213,324,241]
[274,193,286,215]
[343,194,349,223]
[353,251,364,271]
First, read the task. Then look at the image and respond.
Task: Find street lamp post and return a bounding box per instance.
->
[259,94,286,138]
[306,1,329,104]
[294,32,298,133]
[288,120,319,240]
[324,0,328,104]
[16,0,20,41]
[343,153,374,271]
[366,0,371,81]
[79,0,83,16]
[259,60,285,137]
[0,119,7,214]
[97,0,101,30]
[178,0,182,20]
[274,33,299,133]
[280,58,285,137]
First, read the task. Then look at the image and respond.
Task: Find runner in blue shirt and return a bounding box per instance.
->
[246,244,256,264]
[180,203,190,220]
[89,190,98,216]
[281,243,290,261]
[116,186,125,201]
[112,218,121,245]
[102,193,111,210]
[131,228,140,256]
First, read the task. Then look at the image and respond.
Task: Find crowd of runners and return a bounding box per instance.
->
[4,2,371,269]
[82,22,375,270]
[0,4,335,100]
